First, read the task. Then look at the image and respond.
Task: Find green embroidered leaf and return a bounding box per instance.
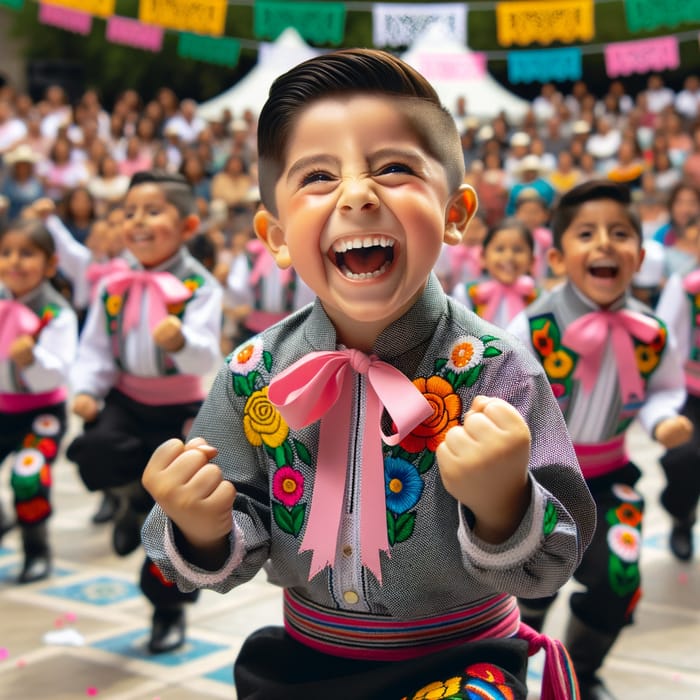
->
[247,371,260,392]
[263,443,276,460]
[274,445,288,467]
[606,509,621,526]
[294,439,312,466]
[233,374,250,397]
[608,555,640,597]
[464,364,483,388]
[282,440,294,465]
[434,358,448,372]
[396,446,414,460]
[273,503,296,535]
[417,450,434,474]
[480,334,498,343]
[394,512,416,543]
[263,350,273,372]
[543,501,558,536]
[483,346,502,358]
[290,503,306,536]
[387,511,396,546]
[444,370,457,386]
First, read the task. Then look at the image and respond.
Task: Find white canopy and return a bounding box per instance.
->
[401,26,530,124]
[198,28,322,121]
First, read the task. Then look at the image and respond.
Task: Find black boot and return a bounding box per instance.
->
[112,484,151,557]
[148,606,186,654]
[92,490,118,525]
[564,615,619,700]
[669,514,695,562]
[19,522,51,584]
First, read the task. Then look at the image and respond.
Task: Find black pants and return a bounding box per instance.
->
[519,463,644,636]
[235,626,529,700]
[660,393,700,521]
[0,403,66,526]
[67,389,201,609]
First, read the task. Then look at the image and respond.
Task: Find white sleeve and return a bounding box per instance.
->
[226,254,254,307]
[656,274,692,362]
[45,214,91,309]
[450,282,471,308]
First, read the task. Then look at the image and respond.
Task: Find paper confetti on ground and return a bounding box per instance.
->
[42,628,86,646]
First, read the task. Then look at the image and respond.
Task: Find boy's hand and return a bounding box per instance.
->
[9,335,35,368]
[142,438,236,555]
[72,393,100,422]
[153,316,185,353]
[654,415,693,449]
[436,395,531,543]
[30,197,56,219]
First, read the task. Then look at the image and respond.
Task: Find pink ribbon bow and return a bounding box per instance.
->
[102,269,193,334]
[86,258,131,301]
[449,244,482,282]
[247,239,293,287]
[0,300,41,359]
[473,276,535,323]
[268,349,433,584]
[683,269,700,295]
[562,309,660,405]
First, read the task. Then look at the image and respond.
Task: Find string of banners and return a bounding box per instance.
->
[1,0,698,75]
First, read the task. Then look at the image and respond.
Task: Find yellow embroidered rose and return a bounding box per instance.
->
[635,345,659,375]
[243,387,289,448]
[105,295,122,316]
[543,349,574,379]
[411,676,462,700]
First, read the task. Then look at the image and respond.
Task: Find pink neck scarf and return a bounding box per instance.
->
[473,276,535,323]
[449,245,482,282]
[247,239,293,288]
[562,308,660,405]
[268,349,433,584]
[0,300,41,359]
[683,269,700,295]
[103,268,192,334]
[86,258,130,301]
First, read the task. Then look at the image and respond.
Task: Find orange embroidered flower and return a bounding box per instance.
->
[400,376,461,453]
[615,502,642,528]
[649,325,666,352]
[532,321,554,357]
[410,676,462,699]
[167,302,185,315]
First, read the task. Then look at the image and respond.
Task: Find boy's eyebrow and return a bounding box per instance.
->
[286,155,340,183]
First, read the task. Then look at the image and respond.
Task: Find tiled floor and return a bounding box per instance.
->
[0,417,698,699]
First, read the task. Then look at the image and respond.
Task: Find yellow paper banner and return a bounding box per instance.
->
[138,0,226,36]
[42,0,114,18]
[496,0,594,47]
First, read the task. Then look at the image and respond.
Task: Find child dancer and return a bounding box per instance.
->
[66,170,222,653]
[141,49,595,699]
[452,218,538,328]
[508,180,691,700]
[0,218,78,582]
[654,232,700,561]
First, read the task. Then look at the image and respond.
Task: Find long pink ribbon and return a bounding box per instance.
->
[103,269,192,334]
[268,349,433,584]
[562,309,660,405]
[473,276,535,322]
[449,244,482,282]
[86,258,131,301]
[0,300,41,359]
[683,269,700,295]
[247,239,293,287]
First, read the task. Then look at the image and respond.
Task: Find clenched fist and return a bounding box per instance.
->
[436,395,532,543]
[9,335,35,368]
[72,393,100,422]
[153,315,185,353]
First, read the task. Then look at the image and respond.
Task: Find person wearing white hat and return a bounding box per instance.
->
[1,144,45,220]
[505,154,556,216]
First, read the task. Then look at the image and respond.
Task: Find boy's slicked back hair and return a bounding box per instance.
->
[257,48,464,213]
[550,179,641,250]
[128,170,197,218]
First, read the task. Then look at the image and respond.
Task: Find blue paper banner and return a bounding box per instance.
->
[507,47,582,84]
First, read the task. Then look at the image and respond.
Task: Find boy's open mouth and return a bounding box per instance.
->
[329,236,395,280]
[588,261,618,278]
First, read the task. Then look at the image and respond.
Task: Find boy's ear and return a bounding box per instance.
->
[181,214,200,242]
[547,246,566,278]
[254,209,292,268]
[45,253,59,279]
[444,185,478,246]
[635,244,646,273]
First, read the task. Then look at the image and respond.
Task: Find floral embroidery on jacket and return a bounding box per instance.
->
[400,662,517,699]
[529,314,577,400]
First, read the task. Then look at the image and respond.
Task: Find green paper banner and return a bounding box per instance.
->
[0,0,24,9]
[254,1,346,45]
[624,0,700,32]
[177,33,241,67]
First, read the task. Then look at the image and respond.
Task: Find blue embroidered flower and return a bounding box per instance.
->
[384,457,423,514]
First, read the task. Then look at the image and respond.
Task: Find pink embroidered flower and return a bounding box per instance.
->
[550,382,566,398]
[272,466,304,507]
[32,414,60,436]
[607,524,641,562]
[229,337,263,375]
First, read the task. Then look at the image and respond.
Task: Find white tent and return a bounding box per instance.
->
[401,26,530,125]
[198,28,322,121]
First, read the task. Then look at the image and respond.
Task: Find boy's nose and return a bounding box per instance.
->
[337,179,379,213]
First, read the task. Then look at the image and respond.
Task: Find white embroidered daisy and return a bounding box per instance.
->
[607,523,641,562]
[612,484,641,503]
[228,337,264,375]
[13,448,46,477]
[32,414,60,436]
[446,336,484,374]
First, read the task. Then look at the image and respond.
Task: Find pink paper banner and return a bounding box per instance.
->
[106,15,164,51]
[417,51,486,81]
[39,2,92,34]
[604,36,679,78]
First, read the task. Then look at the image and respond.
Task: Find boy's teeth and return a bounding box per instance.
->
[341,261,391,280]
[332,237,394,253]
